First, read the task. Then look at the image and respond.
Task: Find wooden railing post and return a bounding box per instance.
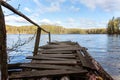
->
[48,32,51,43]
[0,2,8,80]
[33,28,41,56]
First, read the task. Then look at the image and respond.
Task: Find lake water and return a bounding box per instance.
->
[2,34,120,80]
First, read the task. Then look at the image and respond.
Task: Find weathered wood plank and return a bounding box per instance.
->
[40,47,82,52]
[20,63,82,70]
[32,60,77,65]
[33,28,41,56]
[29,54,76,59]
[81,49,97,70]
[39,45,76,49]
[8,63,22,69]
[39,54,75,56]
[9,70,88,79]
[76,50,97,70]
[39,50,73,54]
[76,51,89,68]
[49,41,72,45]
[81,48,91,57]
[49,41,77,45]
[26,56,76,61]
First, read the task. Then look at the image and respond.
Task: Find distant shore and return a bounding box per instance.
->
[6,25,107,34]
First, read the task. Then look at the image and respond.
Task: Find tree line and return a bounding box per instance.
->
[6,24,107,34]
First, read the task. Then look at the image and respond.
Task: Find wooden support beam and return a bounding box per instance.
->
[33,28,41,56]
[48,32,51,43]
[0,2,8,80]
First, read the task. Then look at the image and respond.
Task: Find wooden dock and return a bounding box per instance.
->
[0,1,114,80]
[8,41,113,80]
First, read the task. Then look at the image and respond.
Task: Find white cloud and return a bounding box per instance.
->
[40,19,61,25]
[4,15,37,26]
[78,18,107,28]
[70,6,80,12]
[46,0,66,11]
[76,0,120,12]
[46,2,60,12]
[67,18,75,23]
[55,21,61,25]
[33,0,41,6]
[33,0,64,13]
[24,7,31,12]
[46,0,66,3]
[5,15,27,23]
[40,19,51,24]
[64,18,107,28]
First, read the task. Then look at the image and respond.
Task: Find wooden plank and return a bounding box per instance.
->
[20,63,82,70]
[37,55,75,59]
[8,69,22,74]
[49,41,77,45]
[76,51,92,69]
[84,56,97,70]
[32,60,77,65]
[30,54,76,59]
[9,70,88,79]
[49,41,72,44]
[39,54,75,56]
[81,49,97,70]
[39,50,73,54]
[40,47,82,52]
[8,63,22,69]
[26,56,76,61]
[77,50,97,70]
[39,45,75,49]
[81,48,91,57]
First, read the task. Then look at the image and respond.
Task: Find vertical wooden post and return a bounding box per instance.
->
[33,28,41,56]
[48,32,51,43]
[0,2,8,80]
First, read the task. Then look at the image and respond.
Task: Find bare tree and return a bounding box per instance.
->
[7,32,36,62]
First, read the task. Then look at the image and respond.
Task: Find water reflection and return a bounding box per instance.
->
[105,35,120,79]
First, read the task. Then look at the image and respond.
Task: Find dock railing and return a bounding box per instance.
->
[1,1,51,55]
[0,1,51,79]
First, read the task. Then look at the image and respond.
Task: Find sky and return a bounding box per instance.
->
[2,0,120,29]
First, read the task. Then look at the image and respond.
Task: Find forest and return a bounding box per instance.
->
[6,24,107,34]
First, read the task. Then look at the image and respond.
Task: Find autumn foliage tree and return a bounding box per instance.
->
[107,17,120,34]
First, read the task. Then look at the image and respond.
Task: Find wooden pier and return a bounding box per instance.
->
[0,1,113,80]
[8,41,113,80]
